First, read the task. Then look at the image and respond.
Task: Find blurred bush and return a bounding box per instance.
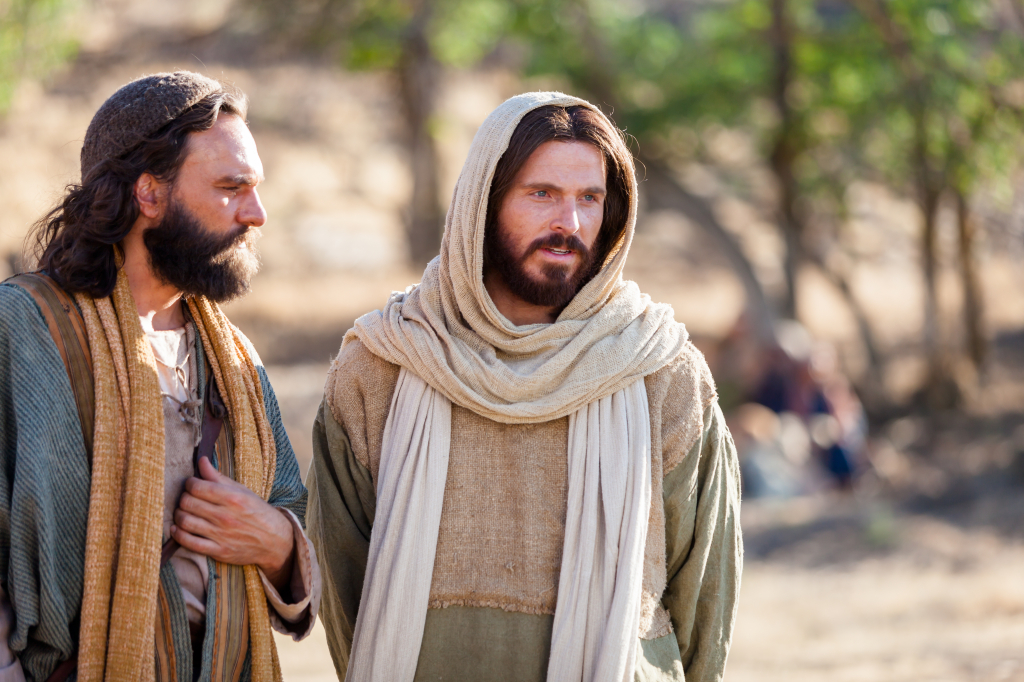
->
[0,0,77,112]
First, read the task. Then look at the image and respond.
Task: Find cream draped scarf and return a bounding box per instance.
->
[346,92,688,680]
[73,268,282,681]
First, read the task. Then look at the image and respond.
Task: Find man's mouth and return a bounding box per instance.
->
[544,248,572,256]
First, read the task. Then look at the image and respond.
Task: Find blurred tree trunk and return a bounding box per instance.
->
[848,0,955,406]
[804,255,888,411]
[643,160,777,344]
[767,0,889,411]
[397,0,444,266]
[768,0,802,321]
[566,6,777,343]
[954,188,986,370]
[919,179,943,393]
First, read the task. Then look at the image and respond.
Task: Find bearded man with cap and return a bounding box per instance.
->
[308,93,742,681]
[0,71,320,681]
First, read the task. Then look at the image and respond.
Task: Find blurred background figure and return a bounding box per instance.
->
[3,0,1024,678]
[731,402,805,498]
[721,319,867,496]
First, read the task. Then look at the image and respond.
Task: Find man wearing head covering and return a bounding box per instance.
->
[308,93,742,681]
[0,72,321,681]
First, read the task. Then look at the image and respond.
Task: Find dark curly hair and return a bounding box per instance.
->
[29,88,248,298]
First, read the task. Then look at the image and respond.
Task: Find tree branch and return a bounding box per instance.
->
[641,158,777,344]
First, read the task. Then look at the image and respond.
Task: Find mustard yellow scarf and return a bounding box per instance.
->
[73,268,281,681]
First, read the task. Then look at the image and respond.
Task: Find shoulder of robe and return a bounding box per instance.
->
[0,281,82,427]
[645,339,719,476]
[0,280,50,328]
[0,282,64,360]
[324,337,401,428]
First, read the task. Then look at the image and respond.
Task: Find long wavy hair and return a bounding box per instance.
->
[29,88,248,298]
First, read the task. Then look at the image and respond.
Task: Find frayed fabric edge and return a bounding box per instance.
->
[425,598,675,641]
[428,597,556,616]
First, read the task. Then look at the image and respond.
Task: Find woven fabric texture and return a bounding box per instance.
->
[325,338,718,638]
[313,338,739,681]
[71,269,282,682]
[80,71,220,180]
[0,283,309,681]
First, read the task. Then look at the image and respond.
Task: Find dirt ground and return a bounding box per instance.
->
[272,502,1024,681]
[274,529,1024,682]
[270,490,1024,681]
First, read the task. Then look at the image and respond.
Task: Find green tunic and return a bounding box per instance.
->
[307,339,743,682]
[0,283,308,681]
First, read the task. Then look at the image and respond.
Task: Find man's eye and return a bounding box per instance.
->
[535,190,547,197]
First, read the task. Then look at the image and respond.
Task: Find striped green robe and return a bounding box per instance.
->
[0,282,308,681]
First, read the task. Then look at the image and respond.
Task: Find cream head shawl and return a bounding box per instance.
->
[345,92,688,681]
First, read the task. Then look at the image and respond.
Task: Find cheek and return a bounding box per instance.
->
[581,204,604,247]
[184,193,230,222]
[498,201,537,252]
[503,227,534,259]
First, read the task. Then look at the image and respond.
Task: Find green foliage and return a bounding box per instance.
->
[0,0,77,113]
[343,0,510,70]
[298,0,1024,215]
[344,0,414,69]
[430,0,509,66]
[492,0,1024,214]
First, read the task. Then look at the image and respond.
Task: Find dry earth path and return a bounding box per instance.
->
[274,518,1024,681]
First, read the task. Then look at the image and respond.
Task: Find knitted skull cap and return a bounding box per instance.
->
[80,70,222,180]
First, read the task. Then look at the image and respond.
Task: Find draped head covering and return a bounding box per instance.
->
[347,91,688,421]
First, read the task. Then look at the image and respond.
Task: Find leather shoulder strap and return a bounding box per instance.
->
[5,273,95,459]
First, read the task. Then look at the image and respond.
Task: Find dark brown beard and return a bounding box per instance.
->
[143,198,261,303]
[484,224,598,309]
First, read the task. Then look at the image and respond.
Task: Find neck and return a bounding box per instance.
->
[121,220,186,331]
[483,268,560,326]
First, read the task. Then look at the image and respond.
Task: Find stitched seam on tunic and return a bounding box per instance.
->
[428,598,556,615]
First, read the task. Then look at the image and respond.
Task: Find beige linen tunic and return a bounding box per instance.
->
[146,322,320,638]
[307,339,743,682]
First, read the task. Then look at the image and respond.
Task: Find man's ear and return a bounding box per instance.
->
[133,172,168,220]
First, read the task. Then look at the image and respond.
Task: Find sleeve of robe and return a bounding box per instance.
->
[661,399,744,682]
[239,335,323,638]
[0,283,91,681]
[305,398,375,679]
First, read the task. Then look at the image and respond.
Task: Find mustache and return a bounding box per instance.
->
[143,199,262,303]
[523,233,589,259]
[208,224,254,258]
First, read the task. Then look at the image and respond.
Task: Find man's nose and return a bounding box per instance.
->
[549,197,581,235]
[239,188,267,228]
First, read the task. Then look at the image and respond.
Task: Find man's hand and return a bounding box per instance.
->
[171,457,295,592]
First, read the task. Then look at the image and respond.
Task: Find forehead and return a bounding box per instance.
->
[515,140,606,184]
[179,113,262,179]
